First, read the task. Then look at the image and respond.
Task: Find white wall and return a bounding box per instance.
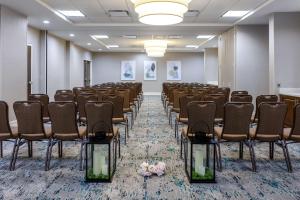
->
[47,34,67,99]
[27,26,41,93]
[0,6,27,120]
[92,52,205,93]
[204,48,218,85]
[27,30,92,99]
[269,12,300,94]
[235,25,269,98]
[69,43,92,88]
[218,28,235,89]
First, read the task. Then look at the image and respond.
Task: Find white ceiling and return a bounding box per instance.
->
[0,0,299,52]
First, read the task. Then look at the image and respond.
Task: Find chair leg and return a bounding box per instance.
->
[239,142,244,159]
[126,118,129,138]
[282,141,292,172]
[180,135,183,159]
[9,139,18,170]
[217,143,222,171]
[0,141,3,158]
[28,141,33,158]
[58,141,63,158]
[118,134,121,158]
[124,124,127,145]
[269,142,274,160]
[11,139,21,171]
[80,140,84,171]
[249,141,256,172]
[175,120,178,138]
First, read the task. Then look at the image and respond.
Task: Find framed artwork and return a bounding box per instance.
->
[144,61,157,80]
[121,60,136,80]
[167,61,181,81]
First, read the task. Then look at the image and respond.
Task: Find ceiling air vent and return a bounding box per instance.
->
[108,10,130,17]
[184,10,200,17]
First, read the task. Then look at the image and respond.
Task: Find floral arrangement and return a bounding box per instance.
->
[138,161,166,177]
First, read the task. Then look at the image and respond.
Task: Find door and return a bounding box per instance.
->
[84,60,91,87]
[27,45,32,97]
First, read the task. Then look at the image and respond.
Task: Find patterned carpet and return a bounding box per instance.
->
[0,95,300,199]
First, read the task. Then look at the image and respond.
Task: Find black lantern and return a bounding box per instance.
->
[85,123,117,182]
[185,134,216,183]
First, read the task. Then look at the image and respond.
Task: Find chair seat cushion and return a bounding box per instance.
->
[176,115,188,123]
[214,127,248,141]
[113,116,127,123]
[171,108,180,113]
[249,127,280,141]
[283,128,300,141]
[123,108,133,113]
[54,127,86,140]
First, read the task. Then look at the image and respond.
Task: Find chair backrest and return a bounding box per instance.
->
[102,95,124,118]
[291,104,300,136]
[77,94,98,118]
[231,95,253,103]
[222,103,254,137]
[203,94,226,119]
[72,87,85,96]
[179,95,199,118]
[116,89,130,109]
[0,101,12,134]
[173,90,186,109]
[231,91,248,96]
[96,90,109,101]
[28,94,49,118]
[55,90,73,95]
[54,93,75,102]
[255,102,287,137]
[85,101,114,134]
[48,102,78,135]
[254,95,278,120]
[13,101,45,135]
[187,101,216,135]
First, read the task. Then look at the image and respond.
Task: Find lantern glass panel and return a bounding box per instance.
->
[192,144,214,181]
[86,144,109,180]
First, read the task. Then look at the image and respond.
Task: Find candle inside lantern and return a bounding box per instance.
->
[195,145,206,176]
[93,145,102,176]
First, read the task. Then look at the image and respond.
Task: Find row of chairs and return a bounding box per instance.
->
[161,83,299,172]
[0,82,144,171]
[180,100,300,172]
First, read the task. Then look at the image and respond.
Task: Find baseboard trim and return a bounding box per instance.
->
[144,92,161,96]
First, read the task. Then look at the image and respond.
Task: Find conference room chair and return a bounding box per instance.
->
[214,102,254,171]
[47,102,86,171]
[0,101,18,158]
[116,89,134,129]
[102,95,129,144]
[249,102,289,172]
[169,90,186,127]
[253,95,278,123]
[77,94,98,124]
[231,94,253,103]
[10,101,52,171]
[28,94,50,123]
[54,93,75,102]
[283,103,300,172]
[181,101,217,163]
[231,91,248,96]
[85,101,120,157]
[55,89,73,95]
[204,94,226,124]
[175,95,198,142]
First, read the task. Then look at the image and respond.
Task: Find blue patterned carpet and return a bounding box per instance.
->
[0,96,300,199]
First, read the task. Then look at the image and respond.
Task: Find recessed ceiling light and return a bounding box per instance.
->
[98,48,102,51]
[43,20,50,24]
[87,43,92,46]
[122,35,137,39]
[59,10,85,17]
[92,35,109,39]
[106,45,119,48]
[69,33,75,37]
[196,35,215,39]
[186,45,199,48]
[222,10,249,17]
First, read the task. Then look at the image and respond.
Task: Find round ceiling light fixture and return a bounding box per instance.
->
[144,40,168,57]
[131,0,192,25]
